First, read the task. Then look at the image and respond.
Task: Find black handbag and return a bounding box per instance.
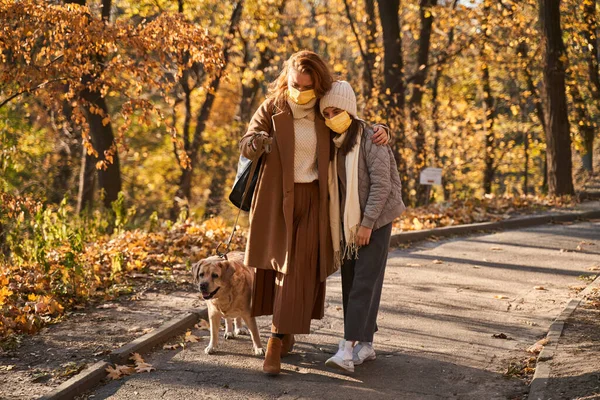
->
[228,155,262,212]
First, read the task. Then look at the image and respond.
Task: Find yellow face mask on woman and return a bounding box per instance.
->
[325,111,353,134]
[288,86,316,105]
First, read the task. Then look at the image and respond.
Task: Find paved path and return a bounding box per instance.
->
[92,220,599,400]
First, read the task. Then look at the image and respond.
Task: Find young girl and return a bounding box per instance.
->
[320,81,405,373]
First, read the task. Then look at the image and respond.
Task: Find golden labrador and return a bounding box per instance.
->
[191,251,264,356]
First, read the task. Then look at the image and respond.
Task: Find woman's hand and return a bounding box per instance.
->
[372,125,390,146]
[250,131,273,153]
[356,226,373,246]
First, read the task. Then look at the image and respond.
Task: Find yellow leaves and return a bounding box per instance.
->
[0,287,13,305]
[412,218,424,230]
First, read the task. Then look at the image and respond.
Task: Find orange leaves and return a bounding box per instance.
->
[393,195,575,232]
[0,0,222,167]
[184,330,201,343]
[105,364,135,380]
[0,210,246,340]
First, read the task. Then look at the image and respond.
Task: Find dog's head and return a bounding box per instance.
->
[191,256,235,300]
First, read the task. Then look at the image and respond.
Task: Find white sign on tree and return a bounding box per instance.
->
[419,168,443,186]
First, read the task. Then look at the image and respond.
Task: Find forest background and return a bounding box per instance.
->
[1,0,599,339]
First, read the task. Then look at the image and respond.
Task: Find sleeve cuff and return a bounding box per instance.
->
[361,216,376,229]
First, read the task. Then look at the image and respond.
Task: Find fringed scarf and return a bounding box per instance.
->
[328,131,362,269]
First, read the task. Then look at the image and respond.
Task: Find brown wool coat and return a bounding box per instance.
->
[239,99,335,282]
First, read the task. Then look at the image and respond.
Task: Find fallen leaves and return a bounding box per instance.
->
[105,353,154,380]
[105,364,135,380]
[184,330,201,343]
[527,338,549,354]
[163,343,180,350]
[393,195,575,232]
[492,333,512,340]
[504,356,537,379]
[131,353,155,373]
[195,319,210,330]
[1,214,246,340]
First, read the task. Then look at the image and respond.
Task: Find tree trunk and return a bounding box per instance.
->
[377,0,408,202]
[566,72,595,174]
[80,90,122,209]
[480,1,496,195]
[50,144,72,204]
[204,164,228,217]
[481,52,496,195]
[67,0,121,210]
[411,0,437,205]
[173,1,244,213]
[539,0,575,196]
[523,62,548,192]
[363,0,378,99]
[343,0,376,100]
[582,0,598,172]
[77,146,96,213]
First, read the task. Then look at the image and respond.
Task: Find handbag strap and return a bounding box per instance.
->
[215,153,261,260]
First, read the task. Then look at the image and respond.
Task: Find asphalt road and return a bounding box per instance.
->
[91,220,600,400]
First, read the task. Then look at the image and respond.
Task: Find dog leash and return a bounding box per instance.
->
[215,135,269,260]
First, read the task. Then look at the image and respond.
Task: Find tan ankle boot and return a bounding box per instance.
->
[281,334,295,357]
[263,337,282,375]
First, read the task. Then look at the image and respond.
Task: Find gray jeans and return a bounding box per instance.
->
[341,222,392,342]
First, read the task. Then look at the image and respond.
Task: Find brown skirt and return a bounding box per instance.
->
[250,181,326,334]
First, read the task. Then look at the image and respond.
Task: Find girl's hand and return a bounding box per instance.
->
[372,125,389,146]
[356,226,373,246]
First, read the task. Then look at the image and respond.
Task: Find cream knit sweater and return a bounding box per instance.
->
[287,98,319,183]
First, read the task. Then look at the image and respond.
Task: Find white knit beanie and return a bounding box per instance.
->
[319,81,358,118]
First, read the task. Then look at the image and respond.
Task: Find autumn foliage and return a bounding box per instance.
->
[0,193,245,340]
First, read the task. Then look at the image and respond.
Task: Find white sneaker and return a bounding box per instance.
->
[352,342,376,365]
[325,345,354,373]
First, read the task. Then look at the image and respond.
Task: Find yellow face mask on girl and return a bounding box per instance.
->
[288,86,316,105]
[325,111,352,134]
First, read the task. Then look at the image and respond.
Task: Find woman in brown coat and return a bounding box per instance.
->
[239,50,388,375]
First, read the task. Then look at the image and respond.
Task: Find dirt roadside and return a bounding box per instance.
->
[0,280,200,400]
[544,283,600,400]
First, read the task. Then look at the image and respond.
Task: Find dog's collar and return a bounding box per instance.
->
[202,287,220,300]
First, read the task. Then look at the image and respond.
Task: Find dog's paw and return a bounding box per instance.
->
[235,327,249,336]
[204,345,217,355]
[253,347,265,356]
[224,332,235,340]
